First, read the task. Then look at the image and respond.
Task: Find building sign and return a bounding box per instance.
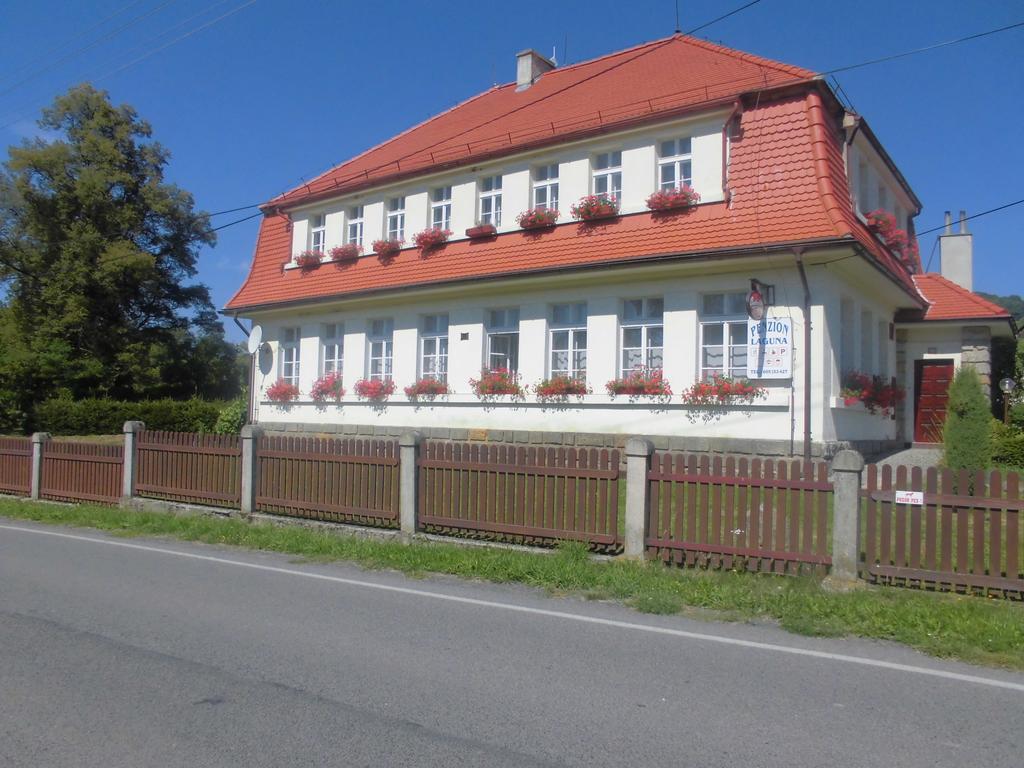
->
[747,316,792,379]
[894,490,924,506]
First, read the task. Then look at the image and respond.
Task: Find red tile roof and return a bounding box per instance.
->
[226,38,918,312]
[909,274,1012,322]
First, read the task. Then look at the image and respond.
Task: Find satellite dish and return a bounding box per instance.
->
[247,324,263,354]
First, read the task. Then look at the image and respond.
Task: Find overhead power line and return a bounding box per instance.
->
[915,199,1024,237]
[686,0,762,36]
[209,203,261,217]
[211,211,262,232]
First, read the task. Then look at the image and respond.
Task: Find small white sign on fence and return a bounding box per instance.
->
[894,490,924,506]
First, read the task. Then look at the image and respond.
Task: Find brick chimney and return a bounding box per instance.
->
[939,209,973,290]
[516,49,555,90]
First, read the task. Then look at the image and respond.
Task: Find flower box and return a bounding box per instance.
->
[840,371,905,415]
[516,208,559,230]
[413,227,452,250]
[329,243,362,261]
[646,186,700,212]
[266,379,300,403]
[294,250,323,270]
[466,223,497,239]
[535,375,589,402]
[679,375,766,406]
[866,209,919,268]
[353,378,396,402]
[404,378,449,400]
[310,372,345,402]
[606,369,672,397]
[570,194,619,221]
[372,239,403,258]
[470,368,525,399]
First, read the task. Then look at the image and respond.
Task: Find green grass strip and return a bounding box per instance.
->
[2,497,1023,671]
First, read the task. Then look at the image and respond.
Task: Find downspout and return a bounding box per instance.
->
[793,248,813,462]
[231,315,254,427]
[721,99,743,205]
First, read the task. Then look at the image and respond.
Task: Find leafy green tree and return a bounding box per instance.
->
[0,84,240,430]
[942,365,992,481]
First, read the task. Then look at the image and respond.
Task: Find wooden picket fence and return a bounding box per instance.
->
[861,464,1023,597]
[40,440,123,505]
[645,453,833,574]
[135,431,242,508]
[0,437,32,496]
[417,442,622,552]
[255,435,400,527]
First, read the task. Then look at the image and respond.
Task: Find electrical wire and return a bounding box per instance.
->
[915,199,1024,237]
[210,211,262,231]
[686,0,762,35]
[208,203,261,217]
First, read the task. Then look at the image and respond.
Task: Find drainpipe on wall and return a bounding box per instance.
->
[793,248,813,462]
[231,315,255,427]
[721,99,743,205]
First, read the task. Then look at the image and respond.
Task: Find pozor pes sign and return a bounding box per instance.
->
[747,316,792,379]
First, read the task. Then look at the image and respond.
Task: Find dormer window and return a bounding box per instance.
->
[309,214,326,253]
[532,164,559,210]
[346,206,364,247]
[386,197,405,241]
[658,138,692,190]
[479,175,502,226]
[431,186,452,230]
[593,151,622,198]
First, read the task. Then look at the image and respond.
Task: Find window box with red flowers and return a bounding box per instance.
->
[404,378,449,400]
[470,368,525,399]
[534,375,590,402]
[266,379,300,403]
[646,186,700,212]
[570,194,619,221]
[866,209,919,268]
[605,369,672,398]
[294,250,323,270]
[466,223,497,239]
[371,238,403,258]
[516,208,559,230]
[840,371,905,415]
[309,372,345,403]
[679,375,766,407]
[353,378,396,402]
[329,243,362,261]
[413,227,452,251]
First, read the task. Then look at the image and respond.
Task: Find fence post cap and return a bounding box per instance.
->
[30,431,51,444]
[122,420,145,434]
[624,437,654,457]
[831,449,864,472]
[399,430,422,447]
[240,424,263,439]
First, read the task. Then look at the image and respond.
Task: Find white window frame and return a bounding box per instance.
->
[550,303,587,380]
[479,175,502,226]
[532,164,559,210]
[699,292,748,380]
[486,308,520,373]
[621,298,664,375]
[386,197,405,241]
[280,327,301,385]
[367,318,394,381]
[309,214,326,253]
[593,151,622,199]
[346,205,364,247]
[658,138,692,191]
[321,323,344,376]
[430,186,452,231]
[878,319,889,378]
[839,297,855,375]
[860,309,874,374]
[420,314,449,382]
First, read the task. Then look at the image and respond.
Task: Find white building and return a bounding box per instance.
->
[224,36,1015,457]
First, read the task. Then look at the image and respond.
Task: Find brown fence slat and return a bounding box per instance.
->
[40,440,123,505]
[0,437,33,495]
[135,431,241,509]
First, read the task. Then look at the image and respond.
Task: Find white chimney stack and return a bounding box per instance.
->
[939,208,973,290]
[516,49,555,90]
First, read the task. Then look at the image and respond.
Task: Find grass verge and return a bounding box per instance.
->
[2,497,1022,671]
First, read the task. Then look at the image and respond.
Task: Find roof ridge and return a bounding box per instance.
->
[675,34,816,80]
[914,273,1011,316]
[532,34,677,76]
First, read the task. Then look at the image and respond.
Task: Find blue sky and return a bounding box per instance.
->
[2,0,1021,340]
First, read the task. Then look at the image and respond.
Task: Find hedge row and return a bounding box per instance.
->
[34,398,226,435]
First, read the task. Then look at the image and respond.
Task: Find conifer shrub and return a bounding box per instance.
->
[942,366,991,484]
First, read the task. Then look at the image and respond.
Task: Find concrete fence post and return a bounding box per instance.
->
[121,421,146,503]
[399,431,422,537]
[827,449,865,588]
[240,424,262,517]
[623,437,654,559]
[30,432,50,500]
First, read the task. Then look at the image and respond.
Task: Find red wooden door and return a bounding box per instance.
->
[913,360,954,443]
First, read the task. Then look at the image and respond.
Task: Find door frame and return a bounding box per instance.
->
[913,358,955,444]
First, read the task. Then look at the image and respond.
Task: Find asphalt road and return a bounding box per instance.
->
[1,518,1022,768]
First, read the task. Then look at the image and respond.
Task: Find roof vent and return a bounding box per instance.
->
[516,49,555,91]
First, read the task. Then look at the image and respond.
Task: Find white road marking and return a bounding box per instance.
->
[2,521,1023,694]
